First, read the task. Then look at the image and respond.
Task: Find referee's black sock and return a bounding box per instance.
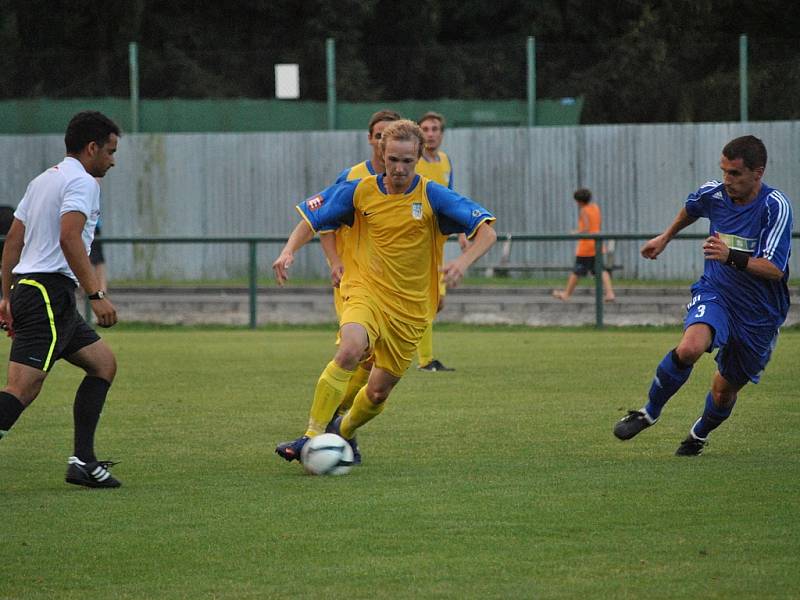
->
[73,376,111,463]
[0,391,25,439]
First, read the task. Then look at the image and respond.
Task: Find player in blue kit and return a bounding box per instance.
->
[613,135,793,455]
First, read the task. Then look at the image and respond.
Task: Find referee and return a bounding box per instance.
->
[0,111,122,488]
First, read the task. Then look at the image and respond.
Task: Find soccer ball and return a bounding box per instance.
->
[300,433,354,476]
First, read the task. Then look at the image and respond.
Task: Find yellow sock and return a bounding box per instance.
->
[338,364,370,415]
[417,322,434,366]
[340,386,385,439]
[305,361,354,436]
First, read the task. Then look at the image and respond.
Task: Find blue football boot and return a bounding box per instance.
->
[275,435,309,462]
[327,416,362,465]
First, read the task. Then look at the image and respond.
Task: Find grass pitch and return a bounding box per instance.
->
[1,326,798,599]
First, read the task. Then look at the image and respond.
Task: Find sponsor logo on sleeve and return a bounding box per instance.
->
[306,195,324,211]
[471,209,482,217]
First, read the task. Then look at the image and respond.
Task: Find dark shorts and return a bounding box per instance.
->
[573,256,612,276]
[8,273,100,372]
[684,290,778,386]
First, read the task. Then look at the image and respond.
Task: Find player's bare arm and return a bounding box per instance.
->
[61,211,117,328]
[641,207,698,260]
[319,231,343,287]
[442,221,497,288]
[702,236,785,281]
[273,220,314,285]
[0,218,25,334]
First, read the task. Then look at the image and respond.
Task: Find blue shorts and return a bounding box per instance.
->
[684,291,779,386]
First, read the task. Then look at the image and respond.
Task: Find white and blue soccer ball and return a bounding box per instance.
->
[300,433,354,476]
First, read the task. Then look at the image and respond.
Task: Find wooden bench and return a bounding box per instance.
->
[484,236,623,277]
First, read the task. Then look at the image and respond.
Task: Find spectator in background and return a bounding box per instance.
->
[552,188,616,302]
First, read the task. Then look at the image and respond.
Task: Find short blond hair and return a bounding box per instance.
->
[379,119,424,158]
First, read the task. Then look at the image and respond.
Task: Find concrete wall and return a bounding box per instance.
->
[1,121,797,281]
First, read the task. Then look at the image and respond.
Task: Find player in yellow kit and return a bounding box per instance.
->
[414,111,462,372]
[275,120,497,463]
[272,110,401,464]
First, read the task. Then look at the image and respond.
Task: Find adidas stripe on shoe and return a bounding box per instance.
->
[65,456,122,488]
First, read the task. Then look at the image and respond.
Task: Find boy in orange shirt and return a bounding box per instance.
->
[552,188,616,302]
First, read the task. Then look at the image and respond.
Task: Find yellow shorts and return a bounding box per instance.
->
[438,272,446,298]
[340,294,427,377]
[333,286,343,319]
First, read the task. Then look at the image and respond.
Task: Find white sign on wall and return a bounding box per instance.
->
[275,64,300,99]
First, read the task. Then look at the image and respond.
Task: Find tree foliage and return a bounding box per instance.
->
[0,0,798,122]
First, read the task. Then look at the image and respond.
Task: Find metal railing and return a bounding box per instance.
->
[5,232,798,329]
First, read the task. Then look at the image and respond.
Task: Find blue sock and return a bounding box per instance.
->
[645,349,693,420]
[691,392,735,440]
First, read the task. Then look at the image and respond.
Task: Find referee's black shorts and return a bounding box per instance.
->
[8,273,100,372]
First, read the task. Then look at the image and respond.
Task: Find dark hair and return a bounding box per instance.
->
[368,109,402,135]
[418,111,446,131]
[64,111,121,154]
[722,135,767,170]
[573,188,592,203]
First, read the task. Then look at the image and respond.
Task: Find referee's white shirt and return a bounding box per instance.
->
[13,157,100,283]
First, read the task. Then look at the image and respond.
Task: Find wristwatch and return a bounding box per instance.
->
[88,290,106,300]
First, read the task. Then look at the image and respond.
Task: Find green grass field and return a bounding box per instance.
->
[2,327,799,599]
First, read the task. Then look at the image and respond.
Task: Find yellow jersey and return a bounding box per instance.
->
[298,174,494,324]
[415,151,453,189]
[415,150,455,294]
[327,160,380,315]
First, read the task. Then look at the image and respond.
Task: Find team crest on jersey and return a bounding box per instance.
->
[411,202,423,220]
[306,195,324,211]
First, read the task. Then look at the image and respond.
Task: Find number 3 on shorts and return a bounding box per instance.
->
[693,304,706,318]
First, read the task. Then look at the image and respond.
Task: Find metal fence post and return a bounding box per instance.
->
[526,36,536,127]
[739,34,748,122]
[248,240,258,329]
[326,38,336,130]
[594,237,604,328]
[129,42,140,133]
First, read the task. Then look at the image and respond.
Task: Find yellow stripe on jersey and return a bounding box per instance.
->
[18,278,57,371]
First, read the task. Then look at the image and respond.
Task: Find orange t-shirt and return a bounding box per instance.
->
[575,203,601,257]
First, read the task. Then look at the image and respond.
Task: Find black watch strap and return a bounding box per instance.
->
[88,290,106,300]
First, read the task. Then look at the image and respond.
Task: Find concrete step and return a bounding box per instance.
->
[95,285,799,327]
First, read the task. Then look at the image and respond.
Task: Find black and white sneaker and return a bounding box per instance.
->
[65,456,122,488]
[417,359,455,372]
[675,434,707,456]
[613,410,656,440]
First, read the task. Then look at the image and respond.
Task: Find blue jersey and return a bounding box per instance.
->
[684,180,793,329]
